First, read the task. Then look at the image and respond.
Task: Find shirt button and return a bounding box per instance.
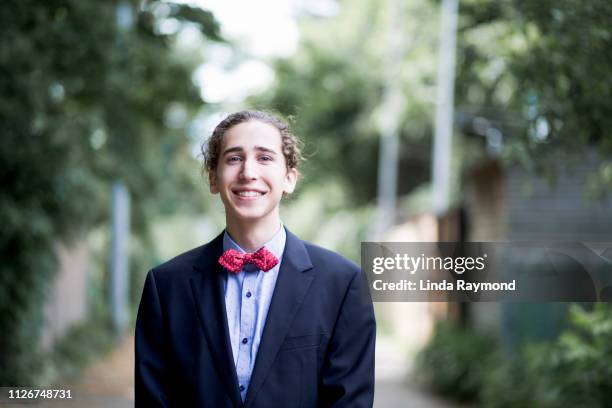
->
[246,291,252,298]
[239,385,245,392]
[242,338,248,344]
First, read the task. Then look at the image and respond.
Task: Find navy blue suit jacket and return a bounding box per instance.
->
[135,228,376,407]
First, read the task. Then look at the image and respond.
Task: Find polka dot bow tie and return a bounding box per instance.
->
[218,247,279,273]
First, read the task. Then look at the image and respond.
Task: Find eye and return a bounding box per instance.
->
[259,155,273,162]
[227,156,242,163]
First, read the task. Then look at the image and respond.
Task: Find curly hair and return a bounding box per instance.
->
[202,110,304,175]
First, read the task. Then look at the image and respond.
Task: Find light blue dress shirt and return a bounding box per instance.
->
[223,225,286,402]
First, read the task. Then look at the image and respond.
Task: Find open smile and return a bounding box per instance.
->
[231,188,267,200]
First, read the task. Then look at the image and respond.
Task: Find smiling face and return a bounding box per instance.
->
[209,120,298,228]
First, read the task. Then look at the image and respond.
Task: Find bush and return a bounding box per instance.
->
[478,345,549,408]
[481,304,612,407]
[415,320,498,401]
[418,305,612,407]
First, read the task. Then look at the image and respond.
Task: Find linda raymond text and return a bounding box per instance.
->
[372,279,516,292]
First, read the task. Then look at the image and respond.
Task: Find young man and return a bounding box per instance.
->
[135,111,376,407]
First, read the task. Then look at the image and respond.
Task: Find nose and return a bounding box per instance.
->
[240,157,258,180]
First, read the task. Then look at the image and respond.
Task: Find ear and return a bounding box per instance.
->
[209,171,219,194]
[283,167,298,195]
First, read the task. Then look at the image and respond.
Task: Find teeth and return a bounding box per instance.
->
[237,191,263,197]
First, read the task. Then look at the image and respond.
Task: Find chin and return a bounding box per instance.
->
[229,206,274,222]
[234,211,267,221]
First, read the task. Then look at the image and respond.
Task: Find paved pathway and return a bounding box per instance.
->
[374,336,464,408]
[375,380,465,408]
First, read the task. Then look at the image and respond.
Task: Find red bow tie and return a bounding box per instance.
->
[218,247,279,273]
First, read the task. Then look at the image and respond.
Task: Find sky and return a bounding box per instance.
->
[176,0,301,104]
[172,0,339,104]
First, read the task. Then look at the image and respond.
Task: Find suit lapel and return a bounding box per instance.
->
[244,229,314,407]
[190,231,243,408]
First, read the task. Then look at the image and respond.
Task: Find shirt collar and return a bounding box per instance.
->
[222,224,286,262]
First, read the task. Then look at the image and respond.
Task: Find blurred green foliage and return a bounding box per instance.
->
[417,305,612,407]
[415,320,498,401]
[0,0,222,385]
[481,304,612,408]
[456,0,612,196]
[252,0,439,206]
[255,0,612,208]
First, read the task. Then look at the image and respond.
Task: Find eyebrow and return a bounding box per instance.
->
[222,146,279,156]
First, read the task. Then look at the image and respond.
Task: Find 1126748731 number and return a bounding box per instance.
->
[6,388,72,399]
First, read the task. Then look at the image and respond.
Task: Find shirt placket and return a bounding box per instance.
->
[236,271,258,400]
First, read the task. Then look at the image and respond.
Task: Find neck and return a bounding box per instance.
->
[225,213,282,252]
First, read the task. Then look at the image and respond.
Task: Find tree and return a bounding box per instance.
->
[455,0,612,197]
[0,0,223,384]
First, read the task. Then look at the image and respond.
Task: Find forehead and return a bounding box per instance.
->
[221,120,282,151]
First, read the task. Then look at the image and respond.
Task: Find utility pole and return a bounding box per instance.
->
[109,2,134,340]
[110,182,130,338]
[373,0,406,240]
[432,0,459,216]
